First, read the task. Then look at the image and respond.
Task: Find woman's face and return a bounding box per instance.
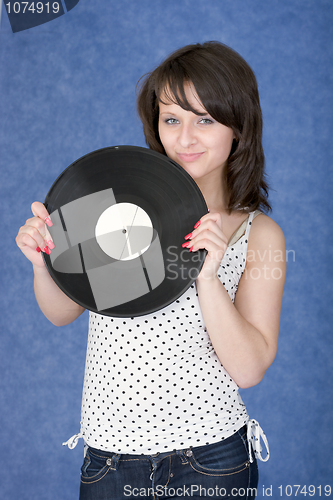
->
[158,85,235,185]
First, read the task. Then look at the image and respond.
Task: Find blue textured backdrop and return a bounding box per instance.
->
[0,1,332,498]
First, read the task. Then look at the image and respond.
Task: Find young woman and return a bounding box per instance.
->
[16,42,286,499]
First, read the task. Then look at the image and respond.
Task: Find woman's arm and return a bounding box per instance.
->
[33,265,85,326]
[191,213,286,388]
[16,202,85,326]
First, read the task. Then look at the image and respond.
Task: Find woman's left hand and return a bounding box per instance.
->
[183,212,228,281]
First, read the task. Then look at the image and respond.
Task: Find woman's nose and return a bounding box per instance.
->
[178,124,198,148]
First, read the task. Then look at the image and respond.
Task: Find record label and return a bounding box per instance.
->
[95,203,153,261]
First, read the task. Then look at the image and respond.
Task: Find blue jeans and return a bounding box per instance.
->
[79,426,258,499]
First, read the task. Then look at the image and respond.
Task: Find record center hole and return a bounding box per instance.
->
[122,229,127,233]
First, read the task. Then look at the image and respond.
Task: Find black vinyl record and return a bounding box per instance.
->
[43,146,207,317]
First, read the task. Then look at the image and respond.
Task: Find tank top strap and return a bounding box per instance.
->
[228,210,262,246]
[246,209,262,236]
[244,211,255,238]
[228,210,261,248]
[242,210,261,254]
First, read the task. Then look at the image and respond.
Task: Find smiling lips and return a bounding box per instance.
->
[177,152,205,162]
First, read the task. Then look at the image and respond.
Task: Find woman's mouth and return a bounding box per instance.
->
[177,152,204,162]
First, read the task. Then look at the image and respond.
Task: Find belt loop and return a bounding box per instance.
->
[177,448,190,465]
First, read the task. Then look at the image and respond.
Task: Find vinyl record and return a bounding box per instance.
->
[43,145,208,317]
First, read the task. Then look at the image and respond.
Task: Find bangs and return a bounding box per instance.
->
[156,76,206,116]
[154,61,237,128]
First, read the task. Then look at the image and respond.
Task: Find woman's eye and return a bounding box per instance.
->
[165,118,179,124]
[199,118,214,124]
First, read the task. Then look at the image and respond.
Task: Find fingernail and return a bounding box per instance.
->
[44,217,53,227]
[194,220,201,229]
[36,247,41,253]
[207,208,210,213]
[43,246,51,255]
[182,241,190,248]
[189,246,193,252]
[46,240,55,249]
[184,232,192,240]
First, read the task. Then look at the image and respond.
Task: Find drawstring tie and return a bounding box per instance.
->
[62,432,83,450]
[247,419,270,463]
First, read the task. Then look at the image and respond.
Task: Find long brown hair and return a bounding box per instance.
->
[137,41,271,213]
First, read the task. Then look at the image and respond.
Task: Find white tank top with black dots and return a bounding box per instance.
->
[78,211,260,454]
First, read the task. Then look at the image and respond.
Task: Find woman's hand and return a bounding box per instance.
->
[16,201,85,326]
[182,212,228,280]
[16,202,54,269]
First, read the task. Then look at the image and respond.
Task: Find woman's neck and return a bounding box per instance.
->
[196,176,228,214]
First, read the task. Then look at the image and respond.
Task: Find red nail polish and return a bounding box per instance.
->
[182,241,190,248]
[36,247,41,253]
[43,246,51,255]
[189,246,193,252]
[46,240,55,249]
[44,217,53,227]
[184,232,192,240]
[194,220,201,229]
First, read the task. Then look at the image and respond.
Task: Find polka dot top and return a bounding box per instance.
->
[79,211,258,454]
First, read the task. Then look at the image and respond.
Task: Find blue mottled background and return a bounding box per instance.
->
[0,1,332,498]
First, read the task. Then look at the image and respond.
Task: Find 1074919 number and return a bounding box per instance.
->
[5,2,60,14]
[278,485,331,496]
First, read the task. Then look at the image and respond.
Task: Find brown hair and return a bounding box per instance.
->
[137,41,271,213]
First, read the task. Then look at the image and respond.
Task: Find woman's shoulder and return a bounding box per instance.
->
[249,212,285,252]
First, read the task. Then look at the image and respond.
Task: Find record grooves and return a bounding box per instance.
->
[43,145,207,317]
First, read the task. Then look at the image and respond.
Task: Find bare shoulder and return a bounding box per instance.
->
[249,213,285,252]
